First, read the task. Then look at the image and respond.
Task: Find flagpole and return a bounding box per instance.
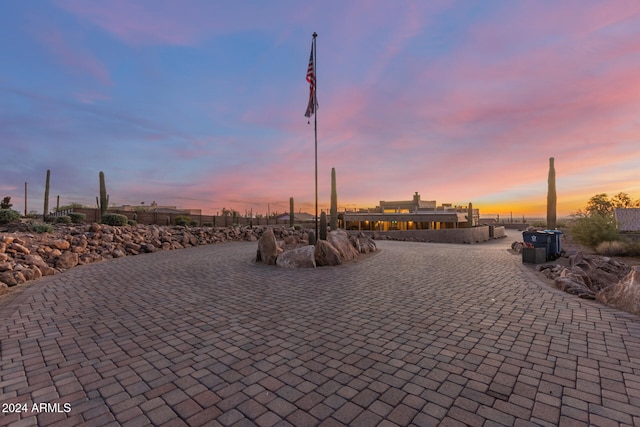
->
[313,32,318,240]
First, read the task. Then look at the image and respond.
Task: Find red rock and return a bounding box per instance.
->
[56,251,79,269]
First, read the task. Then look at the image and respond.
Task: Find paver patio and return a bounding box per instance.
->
[1,232,639,426]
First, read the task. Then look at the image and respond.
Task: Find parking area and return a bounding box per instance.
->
[1,235,639,426]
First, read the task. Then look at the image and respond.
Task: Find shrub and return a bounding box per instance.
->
[595,241,628,256]
[529,221,547,228]
[127,220,137,227]
[203,222,213,227]
[622,239,640,257]
[0,209,20,224]
[175,215,191,226]
[595,239,640,257]
[189,220,198,227]
[101,213,129,226]
[568,214,618,248]
[69,212,86,224]
[56,215,72,224]
[30,222,54,233]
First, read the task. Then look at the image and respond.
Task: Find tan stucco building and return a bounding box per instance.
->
[344,192,479,231]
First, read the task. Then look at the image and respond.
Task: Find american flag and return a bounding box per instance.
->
[304,41,317,118]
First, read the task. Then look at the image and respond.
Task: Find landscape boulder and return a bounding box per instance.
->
[256,229,281,265]
[537,252,639,315]
[49,239,70,250]
[56,251,79,269]
[596,266,640,315]
[21,267,42,281]
[511,241,525,252]
[24,254,49,269]
[256,230,378,268]
[349,232,377,254]
[553,274,595,299]
[327,229,359,262]
[0,271,25,286]
[276,245,316,269]
[10,242,30,255]
[314,240,343,266]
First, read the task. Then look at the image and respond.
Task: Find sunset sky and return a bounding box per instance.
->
[2,1,640,218]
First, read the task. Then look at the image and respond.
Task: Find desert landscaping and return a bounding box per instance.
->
[2,219,639,318]
[0,221,376,297]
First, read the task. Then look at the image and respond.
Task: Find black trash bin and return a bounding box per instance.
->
[522,231,552,258]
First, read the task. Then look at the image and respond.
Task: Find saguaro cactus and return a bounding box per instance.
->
[289,197,294,227]
[98,171,109,218]
[43,169,50,221]
[330,167,338,230]
[319,211,327,240]
[547,157,557,229]
[467,202,473,228]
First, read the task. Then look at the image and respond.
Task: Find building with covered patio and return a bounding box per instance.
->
[344,192,479,231]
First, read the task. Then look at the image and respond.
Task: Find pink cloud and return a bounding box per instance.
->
[54,0,289,46]
[34,25,112,86]
[16,1,637,218]
[406,4,640,163]
[55,0,204,45]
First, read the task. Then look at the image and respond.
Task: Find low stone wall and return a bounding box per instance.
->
[355,225,505,244]
[501,223,530,230]
[69,208,292,227]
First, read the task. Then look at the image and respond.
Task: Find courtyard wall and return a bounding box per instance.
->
[356,225,505,244]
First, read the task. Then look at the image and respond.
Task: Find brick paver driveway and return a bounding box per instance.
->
[1,233,639,426]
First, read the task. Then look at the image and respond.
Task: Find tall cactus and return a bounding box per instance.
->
[319,211,327,240]
[330,167,338,230]
[289,197,294,227]
[99,171,109,218]
[43,169,50,221]
[547,157,557,229]
[467,202,473,228]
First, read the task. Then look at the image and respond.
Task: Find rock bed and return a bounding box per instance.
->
[0,223,308,290]
[535,252,640,315]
